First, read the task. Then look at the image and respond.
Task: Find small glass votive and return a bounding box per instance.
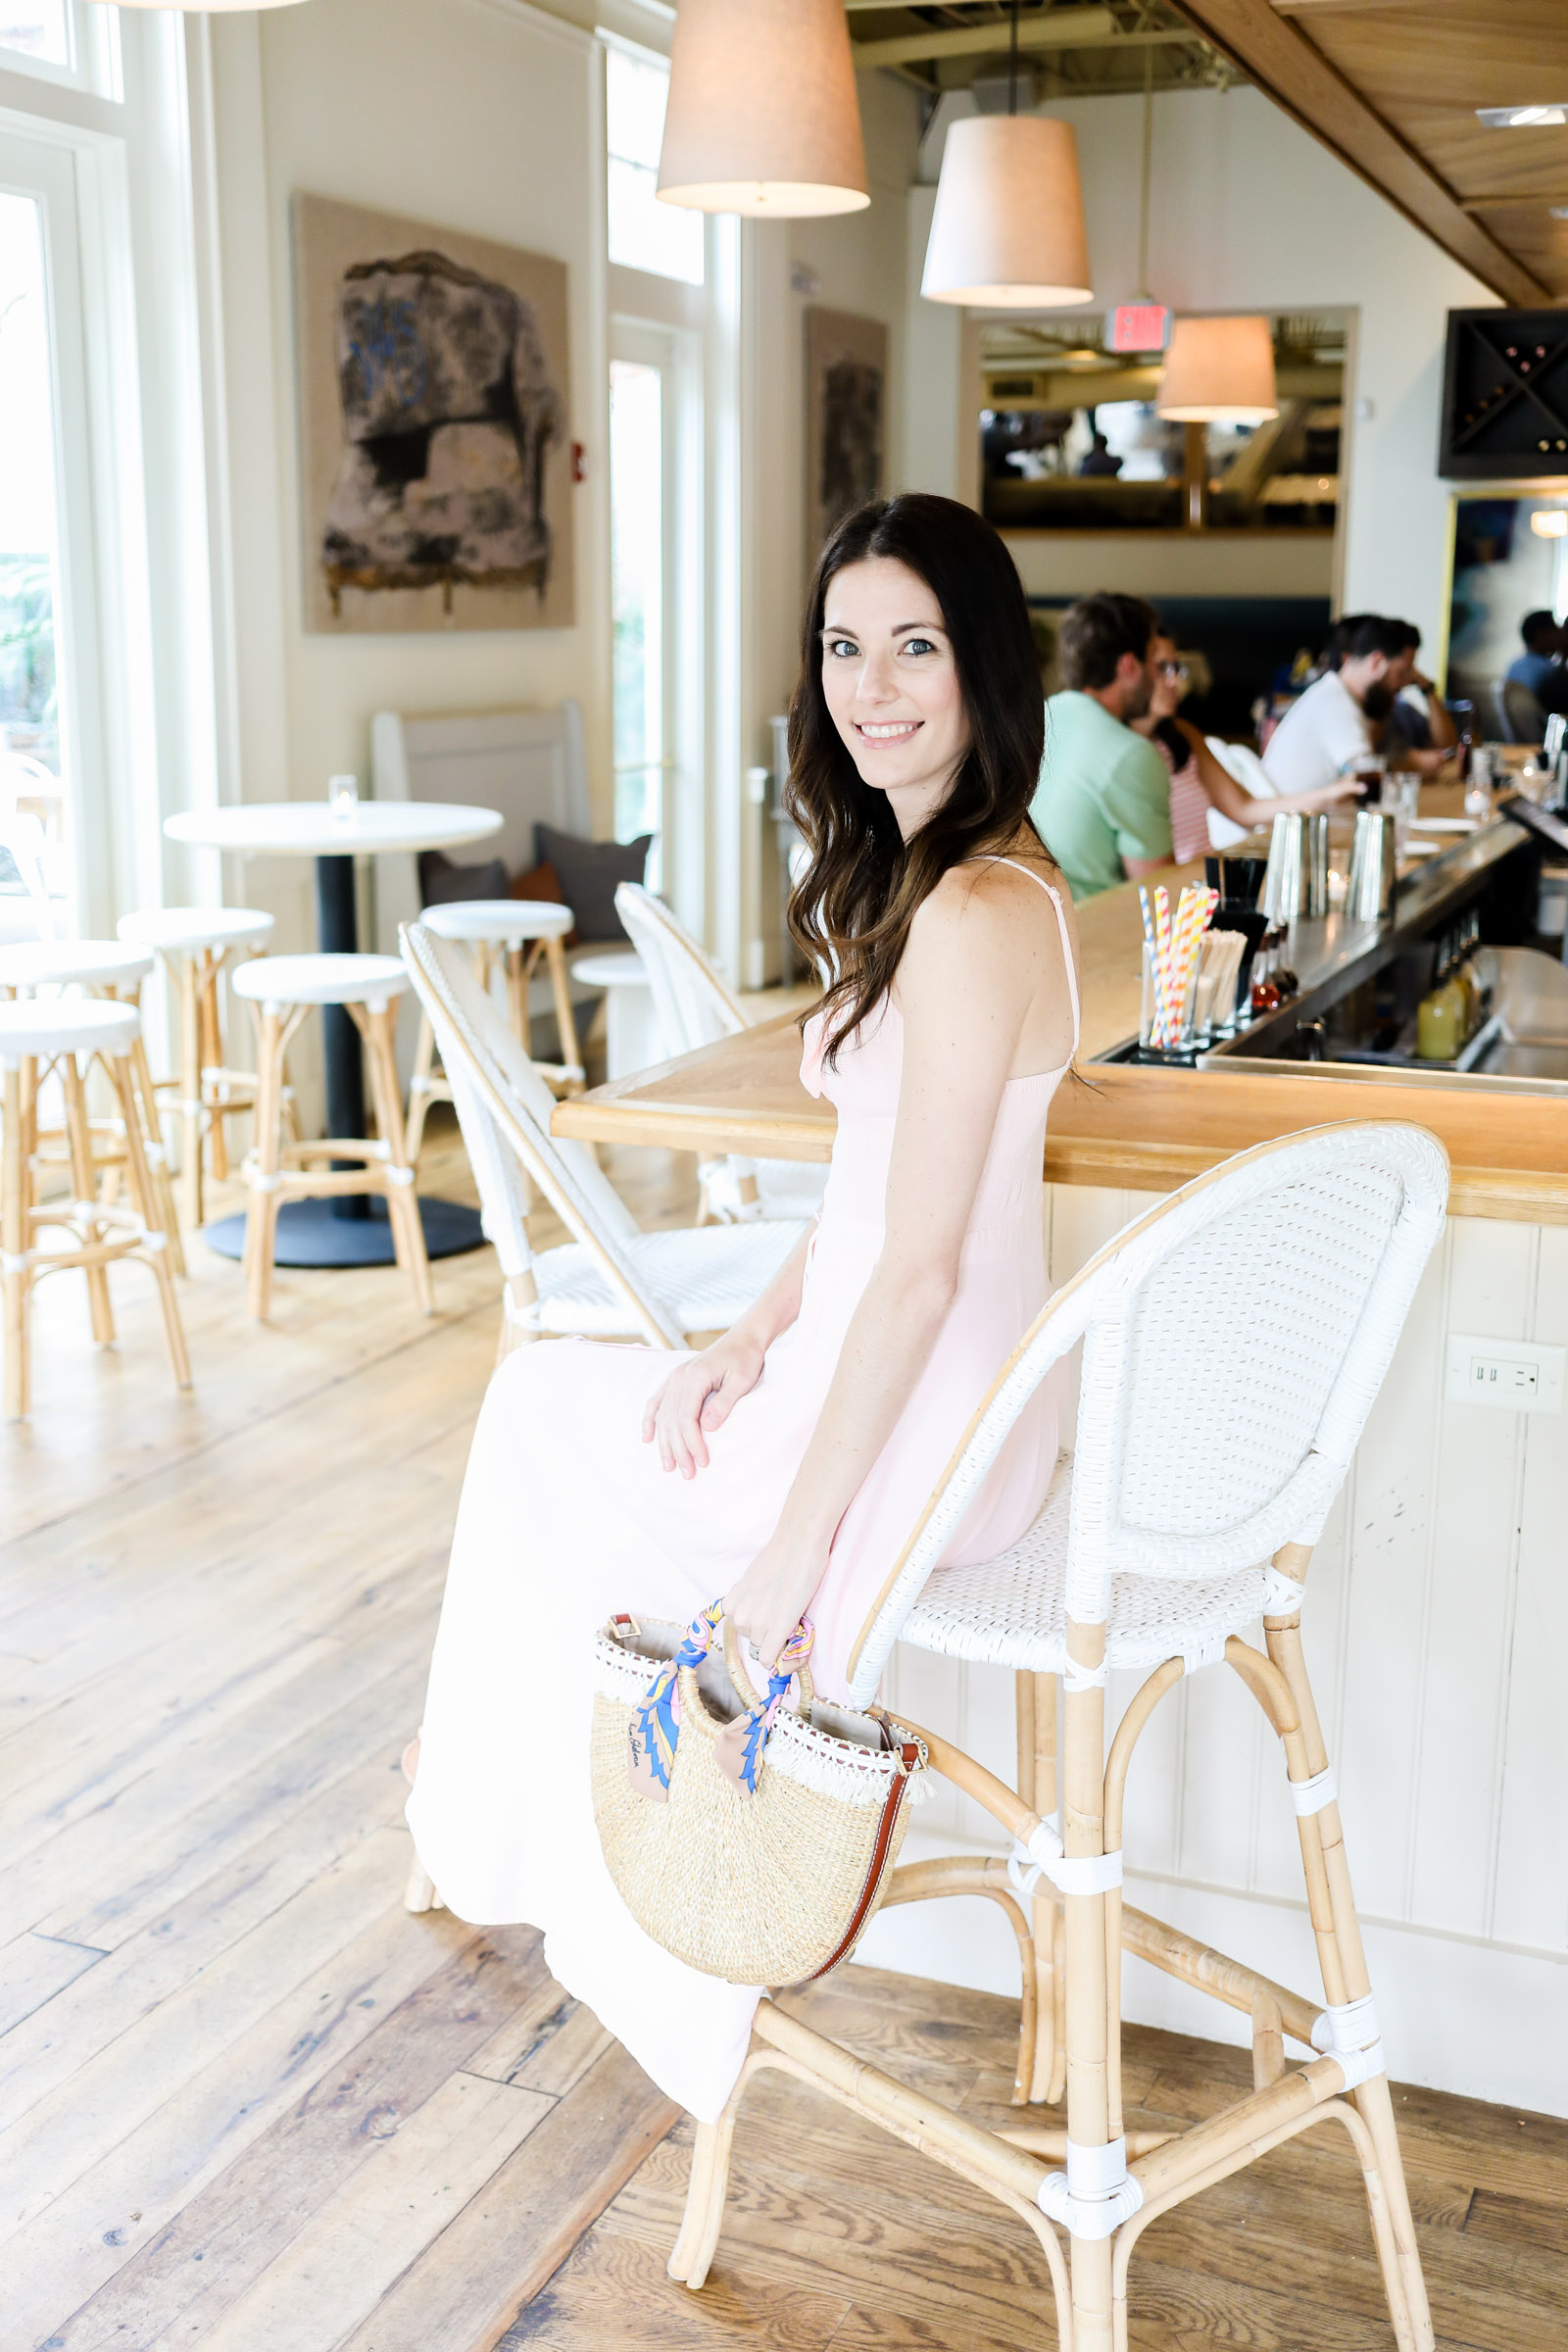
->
[1139,940,1200,1056]
[329,772,360,819]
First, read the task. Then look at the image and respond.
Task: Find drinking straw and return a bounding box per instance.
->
[1153,886,1173,1046]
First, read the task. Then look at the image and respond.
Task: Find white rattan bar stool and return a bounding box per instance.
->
[0,938,183,1278]
[406,900,584,1165]
[1,998,191,1419]
[671,1123,1450,2352]
[229,953,430,1322]
[118,906,277,1232]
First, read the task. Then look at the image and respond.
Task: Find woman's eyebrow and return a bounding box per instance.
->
[892,619,947,636]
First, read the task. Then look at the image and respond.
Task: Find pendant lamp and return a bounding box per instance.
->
[658,0,868,219]
[96,1,309,9]
[921,0,1091,307]
[1156,316,1279,425]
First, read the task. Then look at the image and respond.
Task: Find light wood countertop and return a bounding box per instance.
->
[554,799,1568,1224]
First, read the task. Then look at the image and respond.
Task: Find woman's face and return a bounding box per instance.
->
[819,557,970,838]
[1149,635,1186,721]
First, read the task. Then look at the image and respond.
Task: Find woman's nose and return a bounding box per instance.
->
[856,648,900,704]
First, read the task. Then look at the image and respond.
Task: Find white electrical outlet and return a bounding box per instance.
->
[1445,1334,1566,1413]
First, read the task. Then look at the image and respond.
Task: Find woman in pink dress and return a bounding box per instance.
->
[407,494,1081,2122]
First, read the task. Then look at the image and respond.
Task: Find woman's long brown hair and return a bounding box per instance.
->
[785,494,1047,1065]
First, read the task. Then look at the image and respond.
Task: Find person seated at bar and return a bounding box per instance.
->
[1078,428,1122,478]
[1031,591,1172,900]
[1133,632,1356,862]
[1377,619,1458,774]
[1505,611,1568,719]
[1261,612,1415,794]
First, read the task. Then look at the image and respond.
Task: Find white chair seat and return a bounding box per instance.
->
[526,1216,809,1337]
[571,950,647,989]
[0,940,154,993]
[118,906,275,955]
[230,953,410,1009]
[0,998,141,1059]
[900,1455,1277,1678]
[421,898,573,945]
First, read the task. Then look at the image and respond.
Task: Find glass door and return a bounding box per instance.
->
[610,344,666,861]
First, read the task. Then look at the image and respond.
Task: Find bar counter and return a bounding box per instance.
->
[554,799,1568,1224]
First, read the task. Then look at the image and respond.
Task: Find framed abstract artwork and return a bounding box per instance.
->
[805,306,888,564]
[293,193,574,633]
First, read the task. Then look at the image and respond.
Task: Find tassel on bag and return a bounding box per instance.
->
[591,1600,928,1987]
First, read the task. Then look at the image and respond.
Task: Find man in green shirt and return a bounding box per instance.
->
[1031,592,1174,900]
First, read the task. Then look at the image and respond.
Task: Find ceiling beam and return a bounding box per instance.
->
[1168,0,1551,306]
[851,10,1208,71]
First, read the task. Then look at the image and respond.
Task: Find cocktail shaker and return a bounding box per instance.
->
[1346,808,1398,921]
[1261,812,1330,922]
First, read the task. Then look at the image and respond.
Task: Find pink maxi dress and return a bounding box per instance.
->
[406,862,1080,2121]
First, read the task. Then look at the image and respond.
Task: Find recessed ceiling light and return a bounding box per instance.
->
[1475,103,1568,129]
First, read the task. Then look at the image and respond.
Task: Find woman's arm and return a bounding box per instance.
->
[1181,720,1357,826]
[643,1224,812,1476]
[724,869,1068,1664]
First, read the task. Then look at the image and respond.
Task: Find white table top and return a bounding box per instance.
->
[164,802,504,858]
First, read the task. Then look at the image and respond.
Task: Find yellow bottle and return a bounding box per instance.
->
[1416,979,1464,1061]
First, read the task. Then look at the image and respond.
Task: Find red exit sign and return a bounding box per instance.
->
[1110,303,1172,354]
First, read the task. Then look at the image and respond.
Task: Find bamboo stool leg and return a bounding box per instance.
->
[1265,1581,1435,2352]
[202,952,230,1184]
[364,1004,432,1316]
[60,1053,115,1345]
[125,989,185,1279]
[543,934,583,1086]
[177,949,205,1232]
[3,1056,28,1421]
[1018,1667,1064,2105]
[1063,1619,1115,2352]
[108,1051,191,1391]
[504,945,528,1047]
[668,2079,748,2290]
[404,1855,444,1913]
[405,1010,438,1167]
[245,1011,284,1321]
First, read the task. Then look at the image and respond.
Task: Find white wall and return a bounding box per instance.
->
[914,84,1496,664]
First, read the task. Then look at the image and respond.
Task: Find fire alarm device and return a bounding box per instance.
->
[1110,304,1171,355]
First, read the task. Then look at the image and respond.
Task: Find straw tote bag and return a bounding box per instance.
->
[589,1600,928,1988]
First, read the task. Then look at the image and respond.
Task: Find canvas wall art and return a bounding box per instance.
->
[806,307,888,564]
[294,194,574,633]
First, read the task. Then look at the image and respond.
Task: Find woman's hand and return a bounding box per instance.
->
[724,1527,832,1673]
[641,1331,766,1477]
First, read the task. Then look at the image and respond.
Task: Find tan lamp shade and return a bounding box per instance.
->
[658,0,868,219]
[1156,315,1279,424]
[921,115,1092,308]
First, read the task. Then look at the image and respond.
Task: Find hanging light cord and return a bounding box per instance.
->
[1137,46,1154,300]
[1008,0,1020,116]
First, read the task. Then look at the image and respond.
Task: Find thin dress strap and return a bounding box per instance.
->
[969,856,1081,1048]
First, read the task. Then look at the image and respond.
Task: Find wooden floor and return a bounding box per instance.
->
[2,1116,1565,2351]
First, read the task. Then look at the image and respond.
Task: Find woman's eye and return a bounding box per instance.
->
[902,637,938,657]
[825,637,858,659]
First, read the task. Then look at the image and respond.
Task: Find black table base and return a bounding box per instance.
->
[202,1197,485,1268]
[316,851,372,1220]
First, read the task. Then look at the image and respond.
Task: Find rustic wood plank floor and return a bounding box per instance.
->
[2,1112,1564,2352]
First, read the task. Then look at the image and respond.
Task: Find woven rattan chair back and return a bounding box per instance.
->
[400,922,684,1347]
[848,1120,1448,1704]
[613,883,745,1058]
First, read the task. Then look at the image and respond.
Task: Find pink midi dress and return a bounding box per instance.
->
[406,862,1080,2120]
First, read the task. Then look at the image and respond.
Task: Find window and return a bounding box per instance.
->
[0,178,67,915]
[606,40,703,288]
[0,0,115,95]
[611,353,665,867]
[0,3,67,69]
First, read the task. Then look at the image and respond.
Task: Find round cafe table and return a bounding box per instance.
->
[164,800,503,1268]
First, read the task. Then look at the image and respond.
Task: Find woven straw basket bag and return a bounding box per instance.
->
[590,1601,928,1987]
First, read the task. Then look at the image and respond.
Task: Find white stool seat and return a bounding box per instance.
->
[0,998,141,1061]
[118,906,275,955]
[230,953,410,1009]
[0,940,155,993]
[525,1217,808,1337]
[900,1455,1280,1679]
[420,899,573,945]
[571,950,647,989]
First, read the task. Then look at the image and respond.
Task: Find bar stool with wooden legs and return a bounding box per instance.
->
[405,899,582,1166]
[229,953,430,1322]
[117,906,277,1233]
[1,998,192,1420]
[669,1123,1448,2352]
[0,938,184,1276]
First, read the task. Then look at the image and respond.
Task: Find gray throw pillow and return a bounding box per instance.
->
[533,826,652,944]
[418,850,511,907]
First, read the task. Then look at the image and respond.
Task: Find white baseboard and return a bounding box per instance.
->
[854,1827,1568,2118]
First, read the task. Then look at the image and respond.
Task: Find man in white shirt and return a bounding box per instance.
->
[1263,615,1416,795]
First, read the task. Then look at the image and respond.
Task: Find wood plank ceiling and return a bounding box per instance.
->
[1169,0,1568,306]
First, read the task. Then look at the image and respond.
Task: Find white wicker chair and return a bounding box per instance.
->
[672,1120,1448,2352]
[614,883,828,1225]
[399,920,809,1356]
